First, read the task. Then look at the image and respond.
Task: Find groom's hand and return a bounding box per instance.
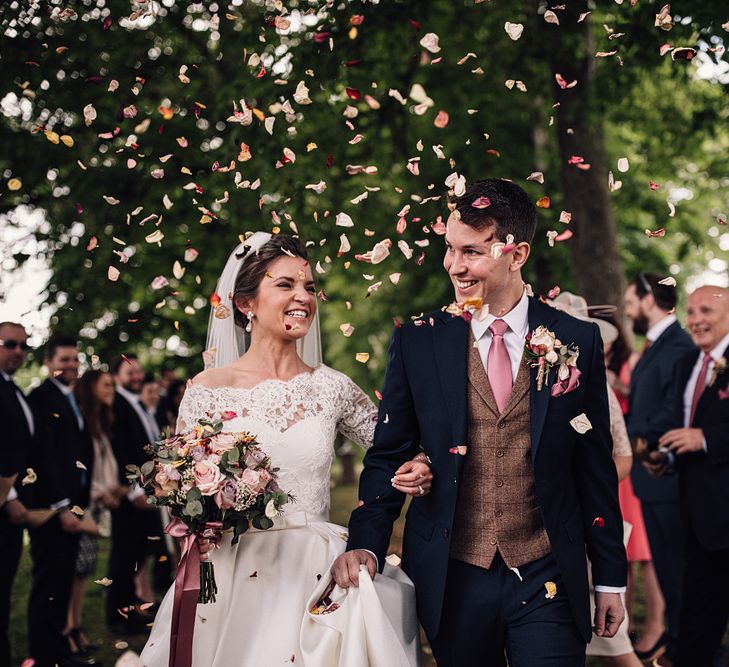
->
[593,592,625,638]
[331,549,377,588]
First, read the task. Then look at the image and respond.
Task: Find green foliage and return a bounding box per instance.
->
[1,0,727,394]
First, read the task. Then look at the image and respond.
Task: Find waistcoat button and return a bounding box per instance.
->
[495,510,503,518]
[498,421,506,429]
[496,480,504,488]
[496,449,504,458]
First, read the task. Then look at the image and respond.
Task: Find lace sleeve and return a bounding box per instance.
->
[175,384,210,433]
[607,383,632,458]
[336,376,378,450]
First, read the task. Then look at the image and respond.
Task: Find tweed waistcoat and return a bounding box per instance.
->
[450,335,551,569]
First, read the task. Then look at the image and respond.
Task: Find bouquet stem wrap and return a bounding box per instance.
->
[165,518,222,667]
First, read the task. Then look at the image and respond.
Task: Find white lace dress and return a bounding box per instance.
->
[140,365,419,667]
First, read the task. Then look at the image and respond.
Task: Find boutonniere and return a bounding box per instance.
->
[709,357,727,387]
[524,325,581,396]
[443,297,489,323]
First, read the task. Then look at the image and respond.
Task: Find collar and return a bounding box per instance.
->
[707,330,729,362]
[117,385,140,405]
[50,376,73,395]
[471,289,530,340]
[646,314,676,342]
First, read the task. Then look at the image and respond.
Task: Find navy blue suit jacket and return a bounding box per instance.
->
[347,297,627,642]
[27,379,93,509]
[627,321,695,503]
[666,345,729,551]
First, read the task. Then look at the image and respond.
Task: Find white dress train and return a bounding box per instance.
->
[140,366,419,667]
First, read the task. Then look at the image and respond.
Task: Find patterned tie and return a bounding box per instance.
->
[487,319,513,413]
[689,353,712,425]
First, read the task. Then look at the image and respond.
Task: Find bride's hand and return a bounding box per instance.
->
[391,459,432,496]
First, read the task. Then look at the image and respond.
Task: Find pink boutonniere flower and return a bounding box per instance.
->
[709,357,727,387]
[524,326,581,395]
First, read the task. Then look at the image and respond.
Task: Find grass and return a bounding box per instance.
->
[9,478,646,666]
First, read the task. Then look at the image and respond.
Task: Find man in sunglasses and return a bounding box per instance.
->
[0,322,33,667]
[623,274,695,662]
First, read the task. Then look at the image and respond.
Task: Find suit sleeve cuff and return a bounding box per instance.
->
[594,585,626,594]
[49,498,70,511]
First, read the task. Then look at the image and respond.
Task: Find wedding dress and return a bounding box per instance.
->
[140,365,419,667]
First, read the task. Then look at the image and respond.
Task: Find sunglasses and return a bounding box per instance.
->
[0,340,30,351]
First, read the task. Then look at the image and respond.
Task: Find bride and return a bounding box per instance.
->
[140,232,431,666]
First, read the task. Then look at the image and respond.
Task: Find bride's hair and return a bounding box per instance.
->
[232,234,309,330]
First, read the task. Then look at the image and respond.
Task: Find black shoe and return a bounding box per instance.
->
[634,630,669,661]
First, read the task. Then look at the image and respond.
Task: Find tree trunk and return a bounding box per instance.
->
[545,8,626,309]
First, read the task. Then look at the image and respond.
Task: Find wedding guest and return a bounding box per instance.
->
[0,322,33,667]
[600,312,658,643]
[623,273,695,662]
[551,294,642,666]
[27,336,96,667]
[646,285,729,667]
[106,354,162,634]
[65,370,124,659]
[139,373,163,432]
[158,364,178,398]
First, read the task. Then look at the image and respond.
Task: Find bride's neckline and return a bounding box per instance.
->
[189,365,325,393]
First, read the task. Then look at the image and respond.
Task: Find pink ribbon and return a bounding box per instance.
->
[550,365,581,397]
[164,518,222,667]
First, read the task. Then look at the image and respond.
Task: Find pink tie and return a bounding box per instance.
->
[689,353,712,425]
[487,319,513,413]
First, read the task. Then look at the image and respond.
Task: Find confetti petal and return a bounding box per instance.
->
[570,413,592,434]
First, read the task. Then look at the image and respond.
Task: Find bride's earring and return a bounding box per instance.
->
[246,311,254,333]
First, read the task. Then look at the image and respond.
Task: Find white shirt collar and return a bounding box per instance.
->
[646,314,677,342]
[50,376,73,395]
[0,370,11,382]
[707,330,729,362]
[117,385,140,405]
[471,289,530,341]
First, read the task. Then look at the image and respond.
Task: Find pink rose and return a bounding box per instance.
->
[194,460,224,496]
[210,432,237,455]
[240,468,263,493]
[215,478,238,509]
[244,448,267,469]
[154,465,180,497]
[257,469,273,490]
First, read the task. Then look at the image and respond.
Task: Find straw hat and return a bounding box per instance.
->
[549,291,619,346]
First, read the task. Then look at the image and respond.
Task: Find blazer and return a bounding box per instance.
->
[111,390,155,487]
[627,321,696,503]
[0,375,35,504]
[27,379,93,509]
[347,297,627,642]
[668,345,729,551]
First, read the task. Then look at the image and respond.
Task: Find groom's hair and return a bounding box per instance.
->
[232,234,309,331]
[450,178,538,244]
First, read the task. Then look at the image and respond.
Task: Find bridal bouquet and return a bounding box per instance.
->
[128,412,291,604]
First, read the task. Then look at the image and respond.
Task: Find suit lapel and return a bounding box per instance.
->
[432,314,469,446]
[693,344,729,424]
[528,298,559,461]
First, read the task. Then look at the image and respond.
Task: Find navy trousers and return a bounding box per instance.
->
[429,553,585,667]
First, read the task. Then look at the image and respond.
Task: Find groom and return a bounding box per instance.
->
[332,179,627,665]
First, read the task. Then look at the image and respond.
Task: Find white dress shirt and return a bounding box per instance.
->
[682,331,729,437]
[470,289,530,379]
[1,370,35,502]
[646,314,677,343]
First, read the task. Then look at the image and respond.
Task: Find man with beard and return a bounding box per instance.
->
[106,354,163,634]
[0,322,33,667]
[623,274,695,662]
[27,336,96,667]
